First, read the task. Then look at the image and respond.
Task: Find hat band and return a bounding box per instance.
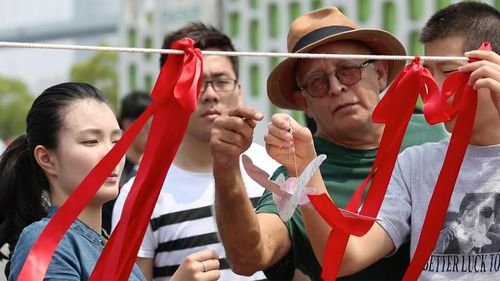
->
[292,25,355,53]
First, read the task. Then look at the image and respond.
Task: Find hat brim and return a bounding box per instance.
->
[267,28,406,110]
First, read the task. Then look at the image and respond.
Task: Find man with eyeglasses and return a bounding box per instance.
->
[210,7,448,281]
[112,22,279,281]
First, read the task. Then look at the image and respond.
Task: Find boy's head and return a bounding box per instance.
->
[421,2,500,85]
[421,2,500,137]
[421,2,500,55]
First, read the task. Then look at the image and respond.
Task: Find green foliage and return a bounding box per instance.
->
[0,76,33,139]
[70,50,119,110]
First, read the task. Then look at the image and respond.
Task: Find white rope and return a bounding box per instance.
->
[0,41,468,62]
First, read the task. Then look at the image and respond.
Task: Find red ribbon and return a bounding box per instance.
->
[308,42,491,281]
[17,38,202,281]
[402,43,490,280]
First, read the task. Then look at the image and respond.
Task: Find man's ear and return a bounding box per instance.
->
[374,60,389,91]
[236,84,243,104]
[33,145,57,177]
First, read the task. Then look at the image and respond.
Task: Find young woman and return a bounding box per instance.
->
[0,82,220,281]
[0,82,146,280]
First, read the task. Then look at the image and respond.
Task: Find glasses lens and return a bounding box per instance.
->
[213,80,236,91]
[336,66,361,86]
[306,74,329,97]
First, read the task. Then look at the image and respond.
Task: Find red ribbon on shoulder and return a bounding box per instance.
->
[309,42,491,281]
[17,38,202,281]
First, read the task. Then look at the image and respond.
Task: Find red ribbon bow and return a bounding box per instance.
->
[309,42,491,281]
[17,38,202,281]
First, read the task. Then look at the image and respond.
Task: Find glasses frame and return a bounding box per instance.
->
[200,79,238,94]
[298,59,376,98]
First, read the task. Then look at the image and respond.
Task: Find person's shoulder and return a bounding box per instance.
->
[9,219,50,277]
[17,218,81,248]
[17,218,48,243]
[399,138,449,160]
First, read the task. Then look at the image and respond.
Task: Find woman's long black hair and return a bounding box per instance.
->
[0,82,107,277]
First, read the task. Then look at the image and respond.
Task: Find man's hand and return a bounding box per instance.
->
[460,50,500,118]
[210,106,263,167]
[264,113,316,176]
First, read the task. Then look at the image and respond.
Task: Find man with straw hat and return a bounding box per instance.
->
[211,7,447,280]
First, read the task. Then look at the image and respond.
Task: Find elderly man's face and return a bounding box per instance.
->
[295,41,388,145]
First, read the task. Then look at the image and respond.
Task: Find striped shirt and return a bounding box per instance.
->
[113,143,279,281]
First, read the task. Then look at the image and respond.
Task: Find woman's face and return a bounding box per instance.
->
[49,99,124,206]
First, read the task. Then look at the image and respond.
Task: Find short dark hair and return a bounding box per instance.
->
[420,2,500,53]
[159,21,239,78]
[119,91,152,125]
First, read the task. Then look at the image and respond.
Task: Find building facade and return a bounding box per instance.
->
[118,0,498,141]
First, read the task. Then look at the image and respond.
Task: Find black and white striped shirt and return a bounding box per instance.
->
[113,143,279,281]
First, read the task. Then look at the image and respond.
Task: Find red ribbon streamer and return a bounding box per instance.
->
[402,43,490,280]
[308,42,491,281]
[17,38,202,281]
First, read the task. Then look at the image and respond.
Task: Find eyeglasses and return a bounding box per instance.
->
[200,79,238,94]
[298,59,375,98]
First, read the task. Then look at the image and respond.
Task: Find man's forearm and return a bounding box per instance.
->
[213,162,266,275]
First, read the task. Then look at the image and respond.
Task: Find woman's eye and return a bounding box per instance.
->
[82,140,98,145]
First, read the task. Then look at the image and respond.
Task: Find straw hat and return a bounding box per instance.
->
[267,7,406,110]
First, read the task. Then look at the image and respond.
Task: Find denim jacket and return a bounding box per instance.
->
[9,207,145,281]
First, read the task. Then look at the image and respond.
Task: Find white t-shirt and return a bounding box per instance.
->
[113,143,279,281]
[378,139,500,280]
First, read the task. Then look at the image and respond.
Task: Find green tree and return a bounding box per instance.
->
[0,76,33,140]
[70,49,119,110]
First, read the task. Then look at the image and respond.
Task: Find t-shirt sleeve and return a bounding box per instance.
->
[137,223,156,259]
[377,152,413,251]
[255,189,279,215]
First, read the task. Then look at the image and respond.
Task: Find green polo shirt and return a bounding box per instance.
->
[255,114,448,281]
